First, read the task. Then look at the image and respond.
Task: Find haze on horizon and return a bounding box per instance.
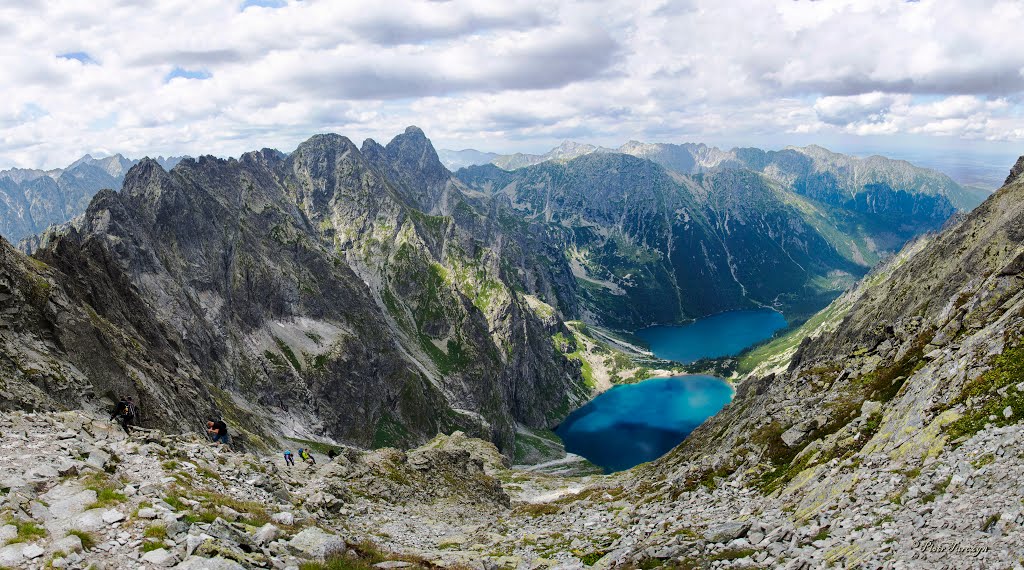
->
[2,0,1022,187]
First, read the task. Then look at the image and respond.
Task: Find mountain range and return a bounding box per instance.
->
[0,127,995,456]
[455,140,982,326]
[0,154,185,246]
[1,152,1021,569]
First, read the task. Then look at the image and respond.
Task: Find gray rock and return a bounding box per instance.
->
[101,509,125,524]
[289,527,347,559]
[174,557,246,570]
[141,548,178,567]
[254,523,281,545]
[206,519,252,546]
[374,562,414,569]
[861,400,882,417]
[50,535,84,555]
[0,525,15,543]
[22,544,45,559]
[0,544,25,565]
[1003,406,1013,419]
[137,508,158,519]
[704,522,751,543]
[271,511,294,526]
[26,464,60,481]
[85,448,110,471]
[781,426,808,448]
[69,509,108,532]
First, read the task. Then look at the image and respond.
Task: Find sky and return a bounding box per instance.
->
[1,0,1023,186]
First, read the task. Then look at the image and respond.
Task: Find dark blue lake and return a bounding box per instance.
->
[635,309,787,364]
[555,375,733,473]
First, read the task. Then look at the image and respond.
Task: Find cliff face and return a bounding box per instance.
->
[0,129,586,454]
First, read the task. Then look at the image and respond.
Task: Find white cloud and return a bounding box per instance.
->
[1,0,1023,168]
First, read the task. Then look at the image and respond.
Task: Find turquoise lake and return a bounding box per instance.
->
[555,375,734,473]
[553,309,787,472]
[635,308,787,364]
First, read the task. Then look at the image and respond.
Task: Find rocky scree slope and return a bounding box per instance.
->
[3,405,1023,570]
[1,128,587,456]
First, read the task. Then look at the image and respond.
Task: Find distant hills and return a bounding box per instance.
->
[441,141,991,211]
[0,154,185,244]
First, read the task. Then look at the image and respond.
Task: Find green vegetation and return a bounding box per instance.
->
[83,473,127,509]
[946,344,1024,439]
[298,540,425,570]
[5,520,47,544]
[512,429,564,464]
[66,530,96,551]
[274,336,303,371]
[708,548,757,562]
[372,412,412,449]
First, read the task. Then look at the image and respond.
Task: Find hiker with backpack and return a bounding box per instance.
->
[109,396,136,434]
[298,448,316,465]
[207,419,229,445]
[283,449,295,466]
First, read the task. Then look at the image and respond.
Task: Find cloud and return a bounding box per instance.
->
[0,0,1022,170]
[814,93,908,126]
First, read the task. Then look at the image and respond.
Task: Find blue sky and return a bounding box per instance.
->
[1,0,1022,186]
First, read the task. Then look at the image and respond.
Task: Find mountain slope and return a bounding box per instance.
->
[655,155,1024,520]
[0,130,587,455]
[459,153,865,328]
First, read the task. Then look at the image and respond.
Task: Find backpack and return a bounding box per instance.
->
[126,402,137,420]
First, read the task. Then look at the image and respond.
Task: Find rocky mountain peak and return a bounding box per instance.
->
[384,125,445,172]
[1006,155,1024,185]
[120,158,169,197]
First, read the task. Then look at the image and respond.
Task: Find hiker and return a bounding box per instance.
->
[206,419,229,445]
[327,448,338,460]
[283,449,295,466]
[109,396,134,434]
[299,448,316,465]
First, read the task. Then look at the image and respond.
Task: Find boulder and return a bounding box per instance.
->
[271,511,294,526]
[141,548,178,567]
[781,425,808,448]
[206,518,252,547]
[85,448,110,471]
[49,534,84,555]
[101,509,125,524]
[0,543,25,565]
[174,556,246,570]
[23,544,45,559]
[289,527,347,559]
[69,509,108,532]
[704,522,751,543]
[253,523,280,545]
